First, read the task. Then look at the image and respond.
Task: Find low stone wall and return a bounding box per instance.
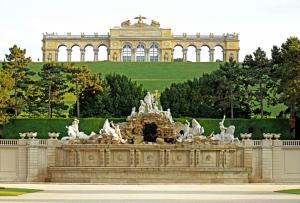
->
[0,139,300,183]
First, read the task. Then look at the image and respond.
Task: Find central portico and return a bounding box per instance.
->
[42,16,240,62]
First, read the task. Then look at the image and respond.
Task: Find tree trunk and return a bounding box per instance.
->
[259,83,264,119]
[14,83,17,117]
[48,84,52,118]
[230,88,234,119]
[76,83,80,118]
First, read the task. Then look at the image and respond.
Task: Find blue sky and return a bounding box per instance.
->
[0,0,299,61]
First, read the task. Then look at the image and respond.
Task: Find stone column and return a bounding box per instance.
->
[159,49,163,62]
[261,139,273,182]
[144,48,149,62]
[67,49,72,62]
[80,49,85,62]
[107,48,110,61]
[243,139,254,181]
[209,48,215,62]
[17,139,28,181]
[55,51,58,62]
[131,49,136,62]
[196,49,201,62]
[26,139,40,182]
[93,48,99,61]
[183,49,188,62]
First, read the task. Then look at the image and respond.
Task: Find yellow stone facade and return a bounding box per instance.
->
[42,16,240,62]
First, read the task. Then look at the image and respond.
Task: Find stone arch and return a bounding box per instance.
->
[98,44,108,61]
[173,44,184,61]
[84,45,94,62]
[200,44,210,62]
[57,44,67,62]
[71,45,81,62]
[214,45,224,62]
[187,44,197,62]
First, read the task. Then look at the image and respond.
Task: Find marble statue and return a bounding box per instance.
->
[138,100,146,115]
[209,116,239,144]
[177,119,205,142]
[151,20,160,27]
[62,119,95,141]
[99,119,127,144]
[144,92,153,112]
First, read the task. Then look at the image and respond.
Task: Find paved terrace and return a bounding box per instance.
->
[0,184,300,203]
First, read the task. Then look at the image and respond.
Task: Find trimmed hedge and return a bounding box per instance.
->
[2,118,293,140]
[2,118,125,139]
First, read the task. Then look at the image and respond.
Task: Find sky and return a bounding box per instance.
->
[0,0,299,62]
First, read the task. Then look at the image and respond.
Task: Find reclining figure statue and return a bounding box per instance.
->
[61,118,96,141]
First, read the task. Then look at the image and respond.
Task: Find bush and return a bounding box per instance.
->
[2,118,293,140]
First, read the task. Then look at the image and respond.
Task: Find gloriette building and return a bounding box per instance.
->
[42,16,240,62]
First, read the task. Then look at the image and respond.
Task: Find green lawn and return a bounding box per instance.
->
[28,62,220,92]
[275,189,300,195]
[0,188,42,196]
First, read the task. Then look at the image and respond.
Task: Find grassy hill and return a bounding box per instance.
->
[29,62,221,91]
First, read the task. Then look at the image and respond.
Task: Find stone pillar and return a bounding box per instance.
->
[131,49,136,62]
[272,140,283,182]
[243,139,254,181]
[159,49,163,62]
[183,49,188,62]
[26,139,40,182]
[55,51,58,62]
[209,48,215,62]
[145,48,149,62]
[93,48,99,61]
[107,48,110,61]
[17,139,28,181]
[196,49,201,62]
[261,139,273,182]
[67,49,72,62]
[80,49,85,62]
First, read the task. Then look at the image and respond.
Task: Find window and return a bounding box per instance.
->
[122,44,131,62]
[136,44,145,62]
[149,44,159,62]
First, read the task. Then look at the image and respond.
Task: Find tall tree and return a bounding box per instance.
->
[1,45,34,117]
[273,37,300,117]
[30,63,68,118]
[71,74,144,117]
[243,47,272,118]
[214,58,245,118]
[0,69,14,123]
[66,65,104,118]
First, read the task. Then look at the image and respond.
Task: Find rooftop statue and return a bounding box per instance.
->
[134,15,146,24]
[121,20,131,27]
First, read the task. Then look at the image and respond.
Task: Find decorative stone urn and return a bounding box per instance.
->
[27,132,37,139]
[263,133,273,140]
[48,132,60,139]
[19,133,26,139]
[240,133,252,140]
[273,133,281,140]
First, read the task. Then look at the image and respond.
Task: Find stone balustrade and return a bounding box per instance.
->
[0,139,299,183]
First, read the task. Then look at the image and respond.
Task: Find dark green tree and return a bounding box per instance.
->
[273,37,300,117]
[29,63,68,118]
[1,45,34,116]
[72,74,145,117]
[242,47,273,118]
